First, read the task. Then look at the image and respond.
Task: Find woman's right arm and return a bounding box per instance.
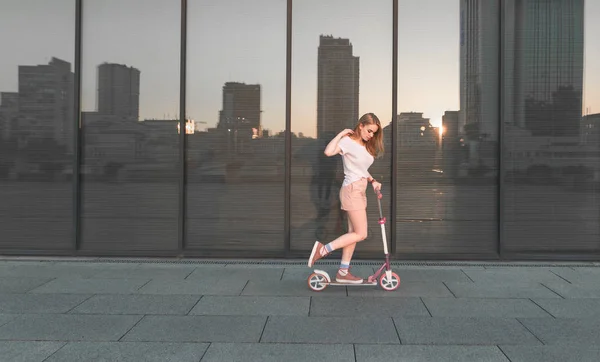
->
[324,129,353,157]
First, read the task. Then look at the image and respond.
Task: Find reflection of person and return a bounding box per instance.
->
[316,132,338,203]
[307,113,384,283]
[312,132,344,240]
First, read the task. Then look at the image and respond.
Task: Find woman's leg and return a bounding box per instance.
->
[341,215,356,263]
[308,208,368,267]
[328,208,368,251]
[335,215,364,283]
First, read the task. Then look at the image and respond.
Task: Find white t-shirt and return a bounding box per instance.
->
[338,136,374,186]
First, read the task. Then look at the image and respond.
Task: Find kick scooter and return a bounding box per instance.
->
[307,191,400,292]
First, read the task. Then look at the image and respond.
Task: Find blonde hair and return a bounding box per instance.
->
[352,113,384,158]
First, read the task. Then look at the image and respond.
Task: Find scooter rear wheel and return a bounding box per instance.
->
[379,272,400,291]
[308,272,328,292]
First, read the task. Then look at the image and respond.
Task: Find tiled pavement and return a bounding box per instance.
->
[1,258,600,361]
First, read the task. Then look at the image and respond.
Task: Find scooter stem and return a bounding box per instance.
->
[375,190,390,256]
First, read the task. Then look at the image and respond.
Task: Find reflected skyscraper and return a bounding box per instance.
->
[0,92,18,141]
[17,57,74,150]
[461,0,585,140]
[217,82,261,154]
[97,63,140,120]
[317,35,359,139]
[442,110,461,178]
[459,0,500,142]
[504,0,584,137]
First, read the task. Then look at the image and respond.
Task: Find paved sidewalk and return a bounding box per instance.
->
[1,258,600,361]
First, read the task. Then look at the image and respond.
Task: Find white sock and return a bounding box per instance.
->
[338,261,350,276]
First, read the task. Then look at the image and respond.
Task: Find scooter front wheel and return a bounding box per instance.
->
[379,272,400,291]
[308,272,328,292]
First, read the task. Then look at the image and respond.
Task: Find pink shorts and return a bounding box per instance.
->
[340,178,368,211]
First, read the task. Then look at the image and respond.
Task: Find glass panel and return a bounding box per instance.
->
[185,0,286,252]
[502,0,600,252]
[80,0,180,251]
[0,0,74,250]
[290,0,393,255]
[395,0,499,255]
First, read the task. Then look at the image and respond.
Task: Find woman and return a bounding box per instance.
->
[307,113,383,284]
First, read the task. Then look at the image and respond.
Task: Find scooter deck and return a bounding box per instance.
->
[319,281,378,286]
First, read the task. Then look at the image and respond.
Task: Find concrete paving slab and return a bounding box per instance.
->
[393,317,541,345]
[547,267,600,285]
[387,269,472,283]
[53,262,142,271]
[532,298,600,318]
[187,267,284,281]
[261,316,399,344]
[0,314,143,341]
[0,293,91,314]
[137,278,247,295]
[0,277,53,293]
[0,314,19,327]
[393,265,486,270]
[500,345,600,362]
[224,263,289,269]
[70,295,200,315]
[0,264,133,278]
[93,265,197,280]
[202,343,354,362]
[482,265,579,269]
[542,281,600,298]
[28,278,149,294]
[422,298,552,318]
[355,344,510,362]
[44,342,209,362]
[310,296,430,317]
[445,282,562,298]
[241,280,347,296]
[518,318,600,345]
[347,281,454,298]
[121,315,266,343]
[50,261,133,266]
[190,296,309,316]
[0,341,65,362]
[462,269,567,284]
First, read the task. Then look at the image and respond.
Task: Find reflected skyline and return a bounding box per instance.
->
[1,0,598,184]
[1,0,597,164]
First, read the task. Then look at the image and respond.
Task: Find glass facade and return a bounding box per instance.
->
[0,0,599,259]
[185,0,286,254]
[0,0,75,251]
[502,0,598,254]
[290,0,393,256]
[80,0,181,252]
[396,0,499,256]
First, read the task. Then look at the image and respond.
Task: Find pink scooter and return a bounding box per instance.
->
[307,191,400,292]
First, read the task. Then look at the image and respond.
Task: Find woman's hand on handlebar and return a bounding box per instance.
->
[371,181,382,193]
